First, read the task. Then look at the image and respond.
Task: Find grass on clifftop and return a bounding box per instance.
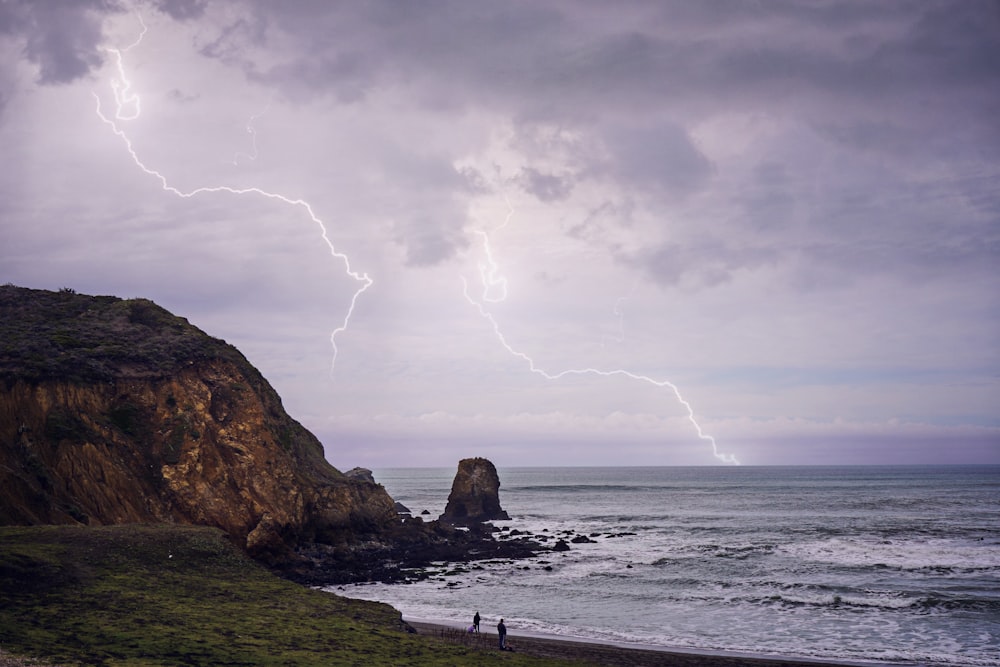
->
[0,525,573,666]
[0,285,252,384]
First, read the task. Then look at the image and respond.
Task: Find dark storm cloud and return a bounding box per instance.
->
[250,51,376,105]
[179,1,998,156]
[597,121,714,199]
[151,0,206,22]
[0,0,121,84]
[5,0,996,280]
[654,0,1000,92]
[874,1,1000,88]
[517,167,575,203]
[739,163,797,233]
[207,0,569,111]
[2,0,996,465]
[197,15,265,63]
[8,0,999,125]
[216,1,999,192]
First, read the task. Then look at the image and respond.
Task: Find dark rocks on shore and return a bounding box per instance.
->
[439,457,510,524]
[279,519,544,586]
[267,456,558,586]
[275,457,616,586]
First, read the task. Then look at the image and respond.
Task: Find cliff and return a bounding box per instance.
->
[0,286,398,562]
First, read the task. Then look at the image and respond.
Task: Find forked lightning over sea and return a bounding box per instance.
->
[97,13,738,465]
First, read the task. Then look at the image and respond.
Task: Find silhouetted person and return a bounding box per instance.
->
[497,618,507,650]
[473,611,480,633]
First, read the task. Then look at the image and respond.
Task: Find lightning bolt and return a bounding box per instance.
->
[466,194,740,466]
[601,286,638,349]
[474,193,513,304]
[98,14,736,463]
[232,106,268,166]
[106,14,145,122]
[95,16,371,373]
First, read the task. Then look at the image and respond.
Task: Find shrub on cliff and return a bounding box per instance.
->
[0,285,250,385]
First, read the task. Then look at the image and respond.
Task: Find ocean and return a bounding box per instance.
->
[332,465,1000,666]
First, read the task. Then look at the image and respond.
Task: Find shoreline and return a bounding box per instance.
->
[407,619,904,667]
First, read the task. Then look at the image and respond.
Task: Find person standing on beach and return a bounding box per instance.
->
[473,611,480,633]
[497,618,507,650]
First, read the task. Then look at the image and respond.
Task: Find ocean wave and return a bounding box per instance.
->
[754,592,1000,616]
[913,595,1000,614]
[650,543,776,564]
[779,536,1000,571]
[367,465,1000,666]
[746,591,915,611]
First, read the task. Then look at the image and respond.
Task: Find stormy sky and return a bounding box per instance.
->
[2,0,998,468]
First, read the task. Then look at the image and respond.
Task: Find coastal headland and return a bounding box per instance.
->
[0,285,542,584]
[0,287,887,665]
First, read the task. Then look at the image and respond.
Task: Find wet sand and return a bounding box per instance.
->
[409,620,891,667]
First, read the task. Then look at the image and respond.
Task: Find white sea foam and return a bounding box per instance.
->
[338,466,1000,666]
[779,536,1000,571]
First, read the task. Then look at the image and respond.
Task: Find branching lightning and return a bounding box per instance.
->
[466,194,740,466]
[473,194,513,304]
[96,16,371,373]
[98,14,737,464]
[106,15,145,122]
[232,107,268,166]
[602,296,629,348]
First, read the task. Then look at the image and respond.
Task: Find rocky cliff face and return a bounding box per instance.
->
[440,457,510,524]
[0,286,398,562]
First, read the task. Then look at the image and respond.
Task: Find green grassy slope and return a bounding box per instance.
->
[0,525,571,666]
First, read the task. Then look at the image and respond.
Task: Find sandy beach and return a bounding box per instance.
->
[409,620,891,667]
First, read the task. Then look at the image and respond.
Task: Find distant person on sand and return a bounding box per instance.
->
[473,611,480,633]
[497,618,507,650]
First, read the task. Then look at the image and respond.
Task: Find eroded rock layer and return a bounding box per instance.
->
[0,286,397,562]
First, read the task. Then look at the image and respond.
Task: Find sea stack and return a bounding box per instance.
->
[440,457,510,524]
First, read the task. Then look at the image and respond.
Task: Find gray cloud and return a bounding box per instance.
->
[621,241,780,289]
[393,215,470,267]
[517,167,575,203]
[151,0,206,22]
[597,121,714,199]
[2,0,997,466]
[565,200,636,252]
[738,162,798,233]
[875,1,1000,88]
[377,155,477,268]
[0,0,120,84]
[187,1,999,185]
